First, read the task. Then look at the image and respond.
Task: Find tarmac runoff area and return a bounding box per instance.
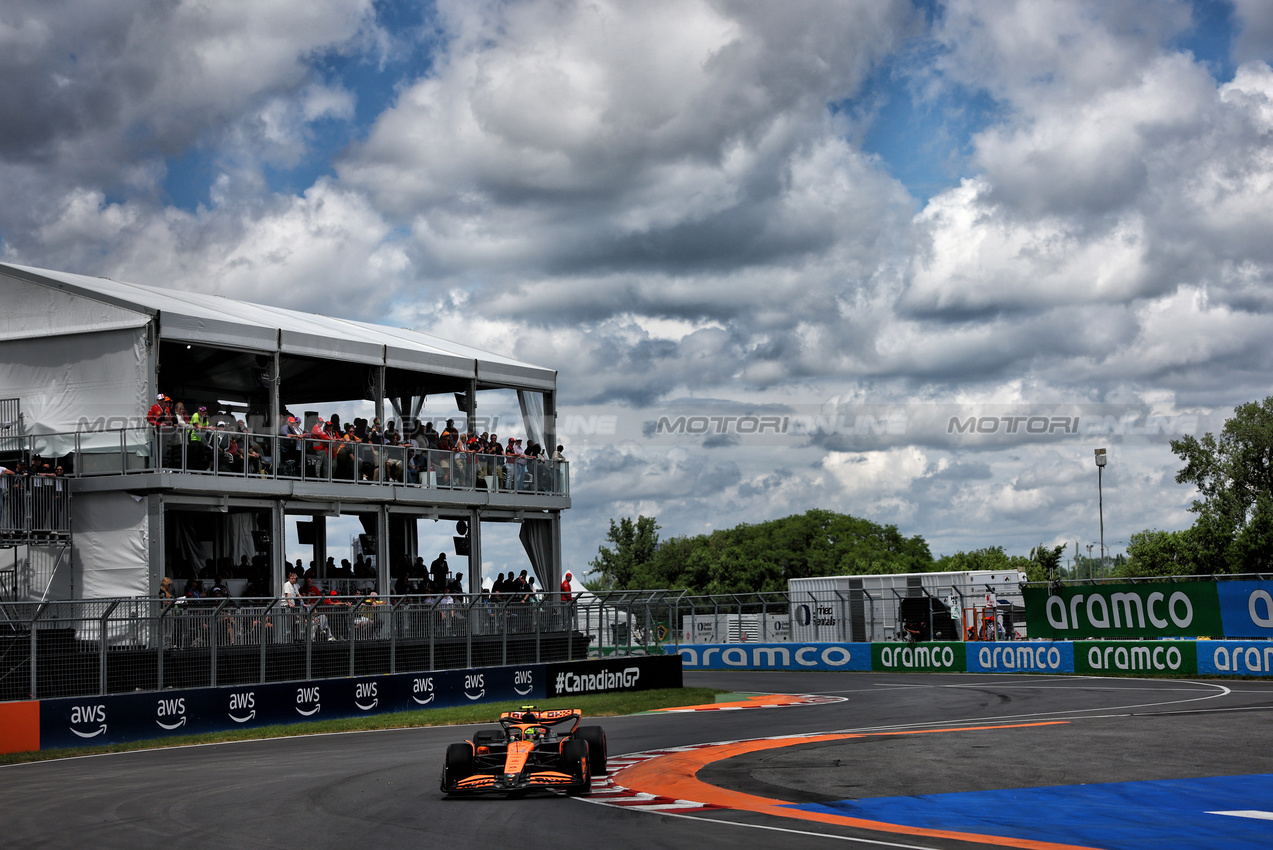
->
[587,672,1273,849]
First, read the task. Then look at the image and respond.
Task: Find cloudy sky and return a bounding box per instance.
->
[4,0,1273,576]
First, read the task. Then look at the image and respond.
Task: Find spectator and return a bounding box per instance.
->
[188,405,212,469]
[510,438,527,490]
[147,394,174,466]
[420,421,440,449]
[211,585,237,644]
[147,394,174,427]
[430,552,449,587]
[282,570,300,607]
[308,419,332,478]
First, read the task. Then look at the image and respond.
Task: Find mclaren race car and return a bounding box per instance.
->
[440,706,608,796]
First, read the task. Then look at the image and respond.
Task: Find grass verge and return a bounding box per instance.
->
[0,687,724,767]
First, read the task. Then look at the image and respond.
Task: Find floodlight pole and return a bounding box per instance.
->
[1094,449,1107,578]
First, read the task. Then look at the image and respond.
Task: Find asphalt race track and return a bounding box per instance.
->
[3,671,1273,849]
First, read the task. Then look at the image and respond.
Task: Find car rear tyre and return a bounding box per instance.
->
[577,726,607,776]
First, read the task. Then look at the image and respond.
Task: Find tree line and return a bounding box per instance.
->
[587,509,1070,594]
[588,396,1273,592]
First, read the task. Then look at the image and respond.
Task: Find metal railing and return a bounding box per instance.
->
[0,593,589,701]
[17,426,569,497]
[0,474,72,539]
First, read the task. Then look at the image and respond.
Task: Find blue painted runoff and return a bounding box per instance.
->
[785,774,1273,849]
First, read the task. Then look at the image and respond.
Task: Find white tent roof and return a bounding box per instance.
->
[0,262,555,390]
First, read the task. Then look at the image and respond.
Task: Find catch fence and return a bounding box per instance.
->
[0,594,588,702]
[0,586,1034,702]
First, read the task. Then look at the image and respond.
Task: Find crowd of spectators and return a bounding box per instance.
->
[145,394,565,492]
[152,542,574,652]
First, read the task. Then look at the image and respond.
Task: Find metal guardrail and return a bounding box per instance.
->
[0,474,72,540]
[16,425,570,497]
[0,594,593,701]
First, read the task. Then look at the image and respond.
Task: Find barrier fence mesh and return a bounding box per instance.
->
[0,584,1065,702]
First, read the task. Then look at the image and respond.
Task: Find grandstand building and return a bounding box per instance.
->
[0,262,568,602]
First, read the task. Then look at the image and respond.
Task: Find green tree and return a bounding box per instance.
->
[589,509,934,593]
[1120,529,1197,578]
[588,516,660,589]
[1025,543,1066,583]
[933,546,1031,576]
[1169,396,1273,573]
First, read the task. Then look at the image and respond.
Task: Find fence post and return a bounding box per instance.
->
[209,599,228,688]
[862,588,875,642]
[29,602,48,699]
[429,596,439,671]
[157,599,176,691]
[349,596,357,677]
[534,596,544,663]
[260,599,278,684]
[500,596,510,666]
[390,597,408,675]
[835,589,847,642]
[99,600,121,695]
[304,603,313,681]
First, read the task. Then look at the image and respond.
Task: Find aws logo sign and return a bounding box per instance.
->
[156,697,187,730]
[464,674,485,701]
[514,669,533,696]
[69,704,108,739]
[296,686,321,717]
[354,681,378,711]
[229,692,256,723]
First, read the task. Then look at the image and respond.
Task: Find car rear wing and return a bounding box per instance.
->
[499,707,582,728]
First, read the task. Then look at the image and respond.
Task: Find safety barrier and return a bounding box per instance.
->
[0,654,680,754]
[1023,577,1273,640]
[675,639,1273,678]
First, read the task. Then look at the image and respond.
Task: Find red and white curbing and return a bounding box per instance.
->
[585,745,724,813]
[581,695,846,813]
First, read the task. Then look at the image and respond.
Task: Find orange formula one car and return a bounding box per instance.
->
[440,706,608,796]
